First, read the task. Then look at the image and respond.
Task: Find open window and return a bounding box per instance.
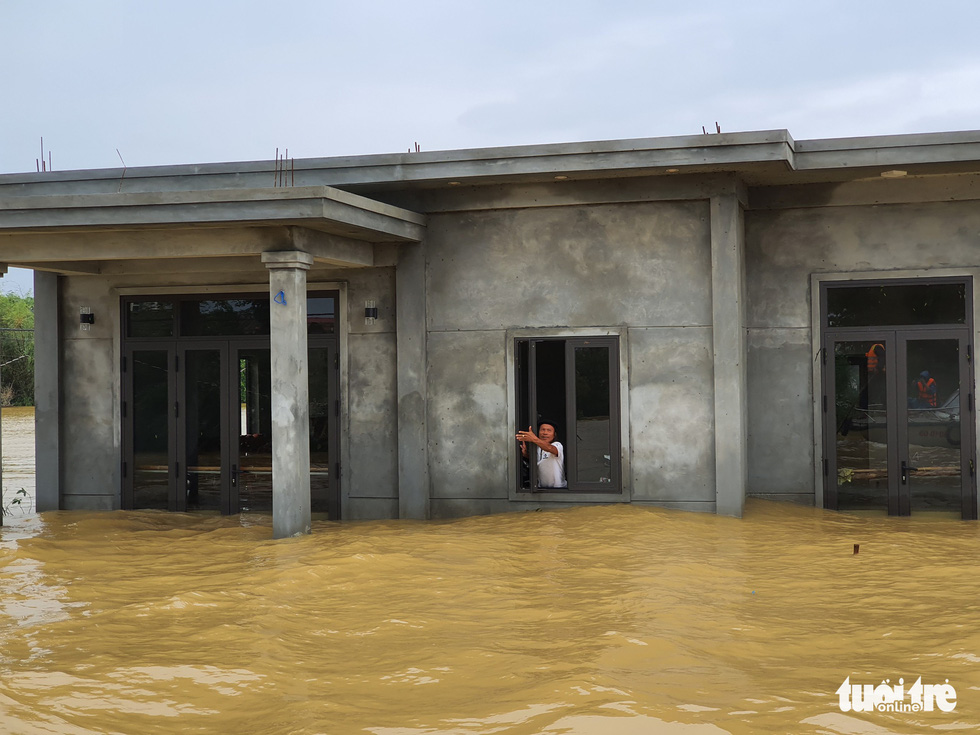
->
[515,336,620,493]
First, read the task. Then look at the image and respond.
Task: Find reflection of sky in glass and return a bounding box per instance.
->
[826,283,966,328]
[199,299,259,314]
[128,301,174,337]
[307,298,335,334]
[127,295,338,337]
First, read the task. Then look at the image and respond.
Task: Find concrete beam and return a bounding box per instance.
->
[34,271,60,511]
[262,250,314,538]
[396,242,429,519]
[0,226,293,263]
[22,261,103,275]
[0,186,426,243]
[711,193,747,518]
[750,172,980,210]
[289,226,374,267]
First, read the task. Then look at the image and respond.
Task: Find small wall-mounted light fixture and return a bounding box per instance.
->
[554,175,568,181]
[79,306,94,331]
[666,168,680,174]
[364,299,378,326]
[880,169,907,178]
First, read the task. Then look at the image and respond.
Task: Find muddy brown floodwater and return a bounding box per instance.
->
[2,409,980,734]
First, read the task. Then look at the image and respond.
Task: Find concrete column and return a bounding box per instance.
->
[396,242,429,519]
[710,193,748,517]
[262,250,313,538]
[34,270,61,511]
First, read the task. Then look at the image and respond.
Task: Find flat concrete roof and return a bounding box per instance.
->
[3,129,980,200]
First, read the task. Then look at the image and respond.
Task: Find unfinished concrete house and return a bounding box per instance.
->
[1,129,978,535]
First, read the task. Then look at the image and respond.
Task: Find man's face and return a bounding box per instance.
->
[538,423,555,442]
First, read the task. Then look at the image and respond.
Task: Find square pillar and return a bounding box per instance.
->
[262,250,314,537]
[711,193,748,517]
[34,270,61,511]
[396,242,429,519]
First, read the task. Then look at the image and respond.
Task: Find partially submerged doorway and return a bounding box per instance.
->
[821,279,977,518]
[122,293,341,518]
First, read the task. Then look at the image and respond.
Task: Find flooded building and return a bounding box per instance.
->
[1,129,978,534]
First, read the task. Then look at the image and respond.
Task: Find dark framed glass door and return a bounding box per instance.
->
[123,292,342,517]
[233,344,272,513]
[309,341,340,518]
[179,344,230,513]
[824,330,975,518]
[124,346,175,510]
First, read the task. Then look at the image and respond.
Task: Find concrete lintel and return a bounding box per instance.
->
[750,171,980,210]
[261,250,314,270]
[710,193,747,518]
[22,261,102,275]
[289,227,374,268]
[0,226,293,263]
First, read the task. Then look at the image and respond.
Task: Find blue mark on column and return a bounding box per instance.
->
[274,290,287,306]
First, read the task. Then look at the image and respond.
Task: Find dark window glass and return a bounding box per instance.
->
[826,283,966,328]
[307,297,336,335]
[132,350,170,509]
[574,345,613,484]
[128,301,174,338]
[181,299,270,336]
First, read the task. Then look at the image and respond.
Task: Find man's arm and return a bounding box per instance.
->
[516,427,559,456]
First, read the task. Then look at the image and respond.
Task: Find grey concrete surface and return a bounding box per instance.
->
[345,497,399,520]
[711,195,748,517]
[33,271,61,511]
[264,251,313,537]
[745,200,980,330]
[346,333,398,500]
[426,201,712,332]
[426,330,510,500]
[59,276,119,508]
[746,328,814,497]
[628,327,715,503]
[396,242,429,519]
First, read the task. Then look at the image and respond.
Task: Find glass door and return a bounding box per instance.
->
[827,337,896,513]
[899,332,975,517]
[234,345,273,513]
[125,347,175,510]
[825,331,975,517]
[178,345,229,513]
[309,342,340,518]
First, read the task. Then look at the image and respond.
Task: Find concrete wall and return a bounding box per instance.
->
[59,276,120,510]
[423,198,714,515]
[744,196,980,503]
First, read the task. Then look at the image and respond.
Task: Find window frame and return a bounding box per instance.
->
[507,327,630,503]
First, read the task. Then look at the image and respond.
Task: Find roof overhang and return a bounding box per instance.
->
[0,185,425,242]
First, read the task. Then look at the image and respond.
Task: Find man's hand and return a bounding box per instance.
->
[516,426,539,445]
[516,426,558,456]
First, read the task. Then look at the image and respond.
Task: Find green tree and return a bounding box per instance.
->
[0,293,34,406]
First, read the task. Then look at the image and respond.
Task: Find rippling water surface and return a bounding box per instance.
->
[2,411,980,734]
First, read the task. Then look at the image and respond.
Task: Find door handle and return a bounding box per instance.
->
[231,464,238,488]
[901,460,919,484]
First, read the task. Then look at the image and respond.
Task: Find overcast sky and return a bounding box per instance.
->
[2,0,979,293]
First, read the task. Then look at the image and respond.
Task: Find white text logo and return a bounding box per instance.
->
[836,677,956,713]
